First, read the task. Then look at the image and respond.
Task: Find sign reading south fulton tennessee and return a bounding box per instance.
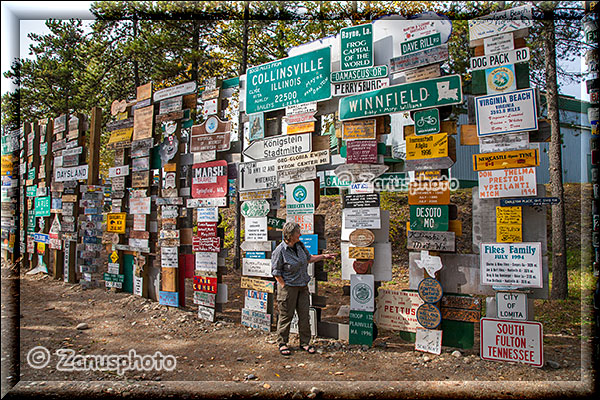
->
[246,47,331,114]
[339,75,462,120]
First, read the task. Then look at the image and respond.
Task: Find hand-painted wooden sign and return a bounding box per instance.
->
[406,132,449,160]
[133,106,154,141]
[192,236,221,253]
[129,197,151,214]
[342,119,376,140]
[197,305,216,322]
[349,229,375,247]
[197,207,219,222]
[190,132,230,153]
[241,276,274,293]
[193,275,218,293]
[468,4,533,41]
[353,259,373,274]
[196,221,218,238]
[475,89,538,136]
[496,206,522,243]
[242,258,272,278]
[244,289,269,313]
[191,160,228,198]
[415,327,443,355]
[410,205,449,231]
[390,44,449,73]
[407,230,455,252]
[158,291,179,307]
[278,165,316,185]
[346,140,378,164]
[348,246,375,259]
[241,308,271,332]
[418,277,443,303]
[350,273,375,312]
[480,318,543,368]
[416,303,442,329]
[473,148,539,171]
[375,289,424,333]
[194,291,216,308]
[478,167,537,199]
[408,181,450,205]
[286,121,314,135]
[339,75,462,120]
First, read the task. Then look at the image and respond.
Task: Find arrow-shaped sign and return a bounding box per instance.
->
[242,133,311,161]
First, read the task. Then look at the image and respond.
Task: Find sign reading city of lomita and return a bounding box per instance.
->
[339,75,462,120]
[246,47,331,114]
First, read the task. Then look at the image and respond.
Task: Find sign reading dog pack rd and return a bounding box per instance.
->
[245,47,331,114]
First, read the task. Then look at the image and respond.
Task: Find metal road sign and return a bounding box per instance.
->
[242,133,311,161]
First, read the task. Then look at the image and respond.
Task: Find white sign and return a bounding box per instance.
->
[277,150,330,171]
[244,289,269,313]
[415,328,443,355]
[496,292,528,320]
[161,246,178,268]
[349,182,374,194]
[332,78,389,97]
[242,258,272,278]
[245,217,267,241]
[375,289,424,333]
[197,207,219,222]
[109,165,130,178]
[195,252,218,273]
[242,133,311,161]
[478,132,530,153]
[414,250,443,278]
[286,213,314,234]
[480,318,543,367]
[153,81,197,102]
[350,274,375,312]
[470,47,530,71]
[54,165,89,182]
[286,180,315,216]
[343,207,381,229]
[483,32,514,55]
[290,308,317,336]
[475,88,538,136]
[480,242,542,288]
[129,197,151,214]
[238,159,278,192]
[187,197,227,208]
[478,167,537,199]
[286,101,317,116]
[133,214,146,231]
[468,4,533,41]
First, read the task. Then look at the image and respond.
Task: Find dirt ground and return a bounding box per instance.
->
[2,185,598,398]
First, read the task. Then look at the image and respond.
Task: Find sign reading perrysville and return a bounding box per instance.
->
[246,47,331,114]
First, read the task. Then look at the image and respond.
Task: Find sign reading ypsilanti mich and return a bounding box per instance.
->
[339,75,462,120]
[246,47,331,114]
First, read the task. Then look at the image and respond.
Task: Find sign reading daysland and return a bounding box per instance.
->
[480,242,542,288]
[473,148,539,171]
[246,47,331,114]
[480,318,543,367]
[339,75,462,121]
[340,23,373,70]
[475,88,538,136]
[55,165,88,182]
[478,167,537,199]
[191,160,228,198]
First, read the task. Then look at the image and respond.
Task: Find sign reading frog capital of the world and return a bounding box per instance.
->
[339,75,462,120]
[246,47,331,114]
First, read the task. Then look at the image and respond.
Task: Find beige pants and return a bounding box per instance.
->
[276,285,311,347]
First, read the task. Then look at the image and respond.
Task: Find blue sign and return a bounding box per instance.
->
[300,234,318,255]
[32,233,49,244]
[83,236,101,244]
[245,251,266,259]
[159,291,179,307]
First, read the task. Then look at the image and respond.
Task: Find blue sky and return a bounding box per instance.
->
[1,1,590,101]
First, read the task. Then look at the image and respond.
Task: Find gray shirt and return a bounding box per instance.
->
[271,240,311,287]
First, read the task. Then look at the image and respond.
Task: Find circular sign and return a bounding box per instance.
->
[353,259,373,274]
[416,303,442,329]
[292,185,307,203]
[241,199,270,218]
[351,282,373,305]
[205,116,219,133]
[418,278,443,303]
[487,66,514,92]
[163,120,177,134]
[349,229,375,247]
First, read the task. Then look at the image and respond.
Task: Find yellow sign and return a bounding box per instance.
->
[110,251,119,263]
[342,119,376,140]
[106,213,126,234]
[348,246,375,259]
[37,242,46,254]
[496,206,522,243]
[286,121,315,135]
[473,149,539,171]
[1,155,13,176]
[406,132,448,160]
[108,127,133,144]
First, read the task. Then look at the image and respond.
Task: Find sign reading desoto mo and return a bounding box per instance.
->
[246,47,331,114]
[339,75,462,120]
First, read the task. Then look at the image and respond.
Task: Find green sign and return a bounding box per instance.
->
[340,23,373,70]
[409,205,449,231]
[267,216,285,230]
[26,185,37,197]
[35,196,51,217]
[331,65,388,83]
[400,33,441,56]
[414,108,440,135]
[339,75,462,121]
[28,169,35,180]
[246,47,331,114]
[40,142,48,156]
[27,214,36,233]
[103,273,124,283]
[324,174,351,188]
[349,310,374,346]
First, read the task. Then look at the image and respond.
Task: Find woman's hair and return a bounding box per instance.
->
[282,222,301,243]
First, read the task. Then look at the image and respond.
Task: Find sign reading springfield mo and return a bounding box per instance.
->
[246,47,331,114]
[339,75,462,120]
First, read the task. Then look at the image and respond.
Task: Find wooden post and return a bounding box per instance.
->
[88,107,102,186]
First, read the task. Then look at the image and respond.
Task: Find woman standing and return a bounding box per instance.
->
[271,222,336,356]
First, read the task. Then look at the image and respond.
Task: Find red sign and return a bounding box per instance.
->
[197,222,218,238]
[480,318,543,368]
[193,275,218,293]
[347,140,378,164]
[192,236,221,252]
[191,160,228,198]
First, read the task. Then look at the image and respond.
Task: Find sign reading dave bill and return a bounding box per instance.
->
[246,47,331,114]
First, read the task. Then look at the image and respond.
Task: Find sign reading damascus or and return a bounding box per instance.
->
[246,47,331,114]
[191,160,228,198]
